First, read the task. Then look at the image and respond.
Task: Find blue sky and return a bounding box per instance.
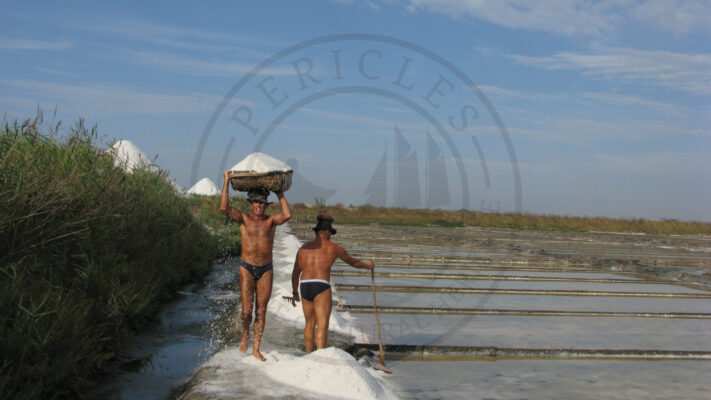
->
[2,1,709,221]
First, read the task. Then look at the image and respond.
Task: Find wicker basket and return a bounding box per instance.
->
[229,170,293,192]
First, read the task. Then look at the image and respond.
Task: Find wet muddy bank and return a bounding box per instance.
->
[87,262,240,400]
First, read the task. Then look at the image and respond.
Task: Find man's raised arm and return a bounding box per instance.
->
[220,171,243,222]
[337,246,374,270]
[271,191,291,225]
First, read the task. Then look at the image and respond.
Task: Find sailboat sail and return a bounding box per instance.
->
[426,130,450,208]
[394,126,420,208]
[363,144,388,207]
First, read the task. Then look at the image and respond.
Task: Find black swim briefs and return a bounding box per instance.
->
[299,279,331,301]
[239,260,273,281]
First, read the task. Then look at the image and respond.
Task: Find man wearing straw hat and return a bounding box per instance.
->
[290,214,374,352]
[221,171,292,361]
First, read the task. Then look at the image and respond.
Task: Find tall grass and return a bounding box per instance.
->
[184,194,248,260]
[289,204,711,235]
[0,116,219,399]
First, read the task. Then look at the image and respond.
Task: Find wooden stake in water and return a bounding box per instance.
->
[370,268,392,374]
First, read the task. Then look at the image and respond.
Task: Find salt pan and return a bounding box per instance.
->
[230,152,292,173]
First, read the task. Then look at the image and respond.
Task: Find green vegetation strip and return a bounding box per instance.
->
[333,271,672,284]
[335,264,597,273]
[289,205,711,234]
[343,305,711,319]
[336,284,711,298]
[0,117,230,400]
[349,344,711,361]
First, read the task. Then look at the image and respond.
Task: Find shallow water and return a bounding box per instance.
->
[338,267,640,280]
[337,289,711,313]
[347,313,711,350]
[292,223,711,399]
[334,276,708,294]
[89,262,240,400]
[388,360,711,400]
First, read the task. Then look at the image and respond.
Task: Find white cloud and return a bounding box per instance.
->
[405,0,615,36]
[32,67,76,77]
[14,14,278,57]
[508,47,711,95]
[630,0,711,35]
[478,85,686,116]
[59,17,282,49]
[122,50,296,77]
[477,85,570,102]
[502,112,706,148]
[593,150,711,175]
[300,106,430,133]
[0,79,222,116]
[370,0,711,37]
[690,129,711,136]
[0,37,71,51]
[579,92,686,116]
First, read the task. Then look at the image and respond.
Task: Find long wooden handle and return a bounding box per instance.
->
[371,269,386,364]
[330,279,347,310]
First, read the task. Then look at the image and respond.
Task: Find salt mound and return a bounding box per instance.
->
[191,347,397,399]
[260,347,397,400]
[231,152,292,173]
[187,177,219,196]
[111,140,155,172]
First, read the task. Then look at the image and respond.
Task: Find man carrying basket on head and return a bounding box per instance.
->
[221,170,291,361]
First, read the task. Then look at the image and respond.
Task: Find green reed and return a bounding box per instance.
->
[0,115,218,399]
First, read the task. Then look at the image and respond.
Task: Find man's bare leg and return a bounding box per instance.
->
[313,289,332,350]
[301,299,316,353]
[252,269,273,361]
[238,267,255,353]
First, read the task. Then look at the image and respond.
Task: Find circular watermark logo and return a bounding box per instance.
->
[193,33,522,358]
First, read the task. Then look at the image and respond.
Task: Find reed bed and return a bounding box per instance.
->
[0,116,218,399]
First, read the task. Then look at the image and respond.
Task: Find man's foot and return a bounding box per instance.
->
[253,348,267,361]
[239,335,249,353]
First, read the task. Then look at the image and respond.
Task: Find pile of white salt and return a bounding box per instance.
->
[187,177,219,196]
[230,152,292,173]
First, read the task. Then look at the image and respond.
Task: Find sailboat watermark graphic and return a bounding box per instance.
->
[364,125,452,209]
